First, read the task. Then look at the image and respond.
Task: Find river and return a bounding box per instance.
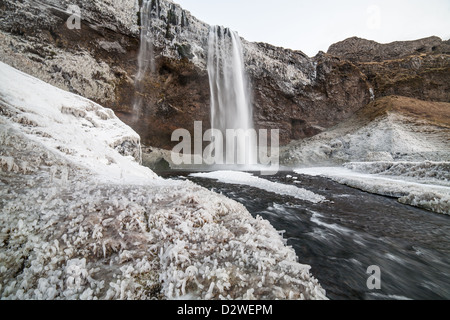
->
[159,170,450,300]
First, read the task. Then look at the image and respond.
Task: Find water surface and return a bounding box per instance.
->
[160,170,450,300]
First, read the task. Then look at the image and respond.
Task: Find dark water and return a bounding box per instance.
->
[160,170,450,300]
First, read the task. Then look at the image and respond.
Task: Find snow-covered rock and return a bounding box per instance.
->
[0,62,327,300]
[282,97,450,166]
[0,61,153,184]
[286,96,450,215]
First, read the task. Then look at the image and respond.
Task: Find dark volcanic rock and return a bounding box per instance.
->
[358,54,450,102]
[328,36,450,62]
[251,51,372,144]
[0,0,448,150]
[327,37,450,103]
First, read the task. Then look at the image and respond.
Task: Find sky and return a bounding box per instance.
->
[173,0,450,57]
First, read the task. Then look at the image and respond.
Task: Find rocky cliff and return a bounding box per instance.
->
[328,37,450,102]
[0,0,448,150]
[328,36,450,63]
[281,95,450,166]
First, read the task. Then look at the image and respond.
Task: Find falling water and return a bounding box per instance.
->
[133,0,158,119]
[207,26,257,166]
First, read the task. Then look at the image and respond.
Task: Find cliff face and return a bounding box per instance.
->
[328,36,450,63]
[0,0,448,149]
[281,95,450,166]
[328,37,450,103]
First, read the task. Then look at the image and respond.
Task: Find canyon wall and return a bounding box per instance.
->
[1,0,448,149]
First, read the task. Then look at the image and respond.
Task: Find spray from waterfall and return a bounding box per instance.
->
[207,26,257,166]
[133,0,158,120]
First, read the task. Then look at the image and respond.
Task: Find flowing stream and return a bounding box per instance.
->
[135,2,449,301]
[160,170,450,300]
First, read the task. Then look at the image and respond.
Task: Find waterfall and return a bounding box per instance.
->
[133,0,158,119]
[207,26,257,166]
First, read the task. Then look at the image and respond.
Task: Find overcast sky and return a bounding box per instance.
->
[174,0,450,57]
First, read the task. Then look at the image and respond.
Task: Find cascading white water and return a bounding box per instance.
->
[133,0,158,118]
[207,26,257,166]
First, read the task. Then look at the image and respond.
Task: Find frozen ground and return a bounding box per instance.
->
[0,62,326,300]
[295,165,450,215]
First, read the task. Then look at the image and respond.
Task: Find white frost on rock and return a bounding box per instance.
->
[344,161,450,187]
[191,171,326,203]
[91,0,141,35]
[0,62,327,300]
[146,0,317,88]
[0,61,154,184]
[0,31,121,106]
[282,113,450,166]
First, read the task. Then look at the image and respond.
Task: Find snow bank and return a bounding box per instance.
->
[191,171,326,203]
[0,62,326,300]
[295,167,450,215]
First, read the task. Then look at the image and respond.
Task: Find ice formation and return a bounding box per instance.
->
[295,166,450,215]
[344,162,450,187]
[0,62,327,300]
[191,171,326,204]
[0,62,153,184]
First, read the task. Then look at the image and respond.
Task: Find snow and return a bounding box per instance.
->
[0,62,326,300]
[284,103,450,214]
[344,162,450,187]
[190,171,326,203]
[0,61,156,185]
[282,113,450,166]
[295,166,450,215]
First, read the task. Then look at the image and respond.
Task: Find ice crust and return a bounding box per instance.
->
[191,171,326,204]
[295,166,450,215]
